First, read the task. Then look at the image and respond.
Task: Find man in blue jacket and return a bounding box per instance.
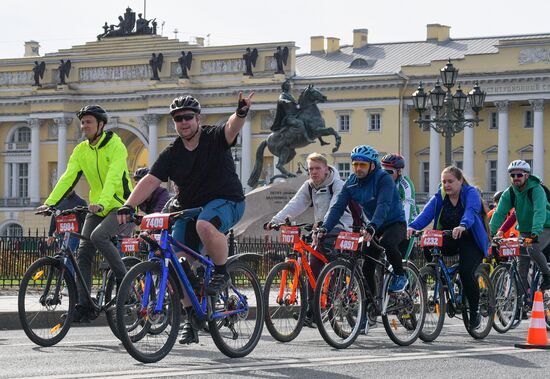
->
[321,145,408,293]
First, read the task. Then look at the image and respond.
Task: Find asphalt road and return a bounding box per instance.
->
[1,317,549,378]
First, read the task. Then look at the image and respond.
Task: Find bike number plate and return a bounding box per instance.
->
[499,239,520,257]
[120,238,140,253]
[280,226,300,244]
[56,214,78,233]
[140,213,170,230]
[420,230,444,247]
[335,232,361,251]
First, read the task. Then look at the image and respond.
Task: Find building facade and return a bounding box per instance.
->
[1,21,549,235]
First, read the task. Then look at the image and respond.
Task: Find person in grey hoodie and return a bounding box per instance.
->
[265,152,353,324]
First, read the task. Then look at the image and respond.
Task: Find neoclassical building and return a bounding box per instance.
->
[1,20,549,235]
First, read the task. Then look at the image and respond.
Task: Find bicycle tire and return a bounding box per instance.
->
[419,265,446,342]
[116,261,181,363]
[381,261,426,346]
[18,257,77,347]
[208,261,264,358]
[264,261,307,342]
[490,265,519,334]
[462,268,495,339]
[313,259,365,349]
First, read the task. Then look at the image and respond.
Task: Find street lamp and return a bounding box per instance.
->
[411,59,486,167]
[296,161,308,175]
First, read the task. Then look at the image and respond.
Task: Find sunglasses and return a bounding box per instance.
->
[173,113,196,122]
[351,161,371,168]
[509,173,525,178]
[384,169,397,174]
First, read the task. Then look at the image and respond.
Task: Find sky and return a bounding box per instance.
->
[1,0,549,59]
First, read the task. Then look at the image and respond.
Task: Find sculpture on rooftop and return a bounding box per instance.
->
[57,59,71,85]
[178,51,193,79]
[273,46,289,75]
[32,61,45,87]
[149,53,164,81]
[97,7,157,39]
[243,47,258,76]
[247,83,341,188]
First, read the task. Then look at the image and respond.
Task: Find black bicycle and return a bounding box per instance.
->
[18,206,140,346]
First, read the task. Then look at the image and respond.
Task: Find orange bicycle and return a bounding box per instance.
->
[263,222,331,342]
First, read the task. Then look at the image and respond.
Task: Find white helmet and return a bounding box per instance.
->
[507,160,531,173]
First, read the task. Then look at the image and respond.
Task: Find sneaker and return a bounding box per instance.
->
[62,304,92,324]
[178,322,199,345]
[205,272,230,296]
[469,311,482,330]
[540,275,550,291]
[389,274,409,293]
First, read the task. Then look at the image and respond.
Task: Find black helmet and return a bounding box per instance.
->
[76,105,108,124]
[133,167,150,180]
[169,95,201,115]
[381,154,405,169]
[493,190,503,203]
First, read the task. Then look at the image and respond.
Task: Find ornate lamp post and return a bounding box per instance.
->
[411,59,486,167]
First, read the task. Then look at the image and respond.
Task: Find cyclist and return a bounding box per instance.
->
[117,92,253,344]
[37,105,133,323]
[133,167,169,214]
[320,145,409,294]
[407,166,490,330]
[380,154,418,224]
[490,160,550,292]
[488,191,517,238]
[265,152,353,325]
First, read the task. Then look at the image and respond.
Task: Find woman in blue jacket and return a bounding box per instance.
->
[407,166,490,330]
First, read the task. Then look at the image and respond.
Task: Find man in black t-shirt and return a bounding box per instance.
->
[118,92,253,344]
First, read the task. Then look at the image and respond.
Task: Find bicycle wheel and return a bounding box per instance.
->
[18,257,76,347]
[264,261,307,342]
[104,258,141,340]
[313,259,365,349]
[491,265,518,334]
[209,261,264,358]
[462,268,495,339]
[419,265,446,342]
[381,261,426,346]
[116,261,181,363]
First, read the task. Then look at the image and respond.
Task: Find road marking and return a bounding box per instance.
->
[12,345,544,379]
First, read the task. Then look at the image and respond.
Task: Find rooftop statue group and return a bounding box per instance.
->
[247,81,342,188]
[32,60,71,87]
[97,7,157,40]
[242,45,289,76]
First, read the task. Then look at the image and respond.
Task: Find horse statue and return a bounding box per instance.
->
[247,84,341,188]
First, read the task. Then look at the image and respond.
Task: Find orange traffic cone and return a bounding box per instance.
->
[515,291,550,349]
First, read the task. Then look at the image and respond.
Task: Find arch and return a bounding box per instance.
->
[105,122,149,173]
[349,58,368,68]
[0,221,24,237]
[5,123,32,149]
[105,122,148,146]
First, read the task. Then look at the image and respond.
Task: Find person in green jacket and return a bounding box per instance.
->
[37,105,133,322]
[489,160,550,291]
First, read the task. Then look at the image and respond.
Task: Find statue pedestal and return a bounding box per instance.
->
[232,175,312,237]
[56,84,68,91]
[178,78,191,86]
[273,73,286,81]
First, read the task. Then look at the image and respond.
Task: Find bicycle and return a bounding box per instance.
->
[18,206,140,346]
[313,229,426,348]
[263,222,331,342]
[115,208,264,363]
[418,230,495,341]
[491,236,550,333]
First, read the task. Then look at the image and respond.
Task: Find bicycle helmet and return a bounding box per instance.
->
[351,145,379,163]
[507,160,531,173]
[76,105,108,124]
[493,190,503,203]
[169,95,201,115]
[381,154,405,169]
[133,167,150,180]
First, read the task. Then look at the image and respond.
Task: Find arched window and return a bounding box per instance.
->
[7,126,31,151]
[1,223,24,237]
[349,58,368,68]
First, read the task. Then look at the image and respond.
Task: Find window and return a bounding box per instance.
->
[338,114,350,132]
[525,159,533,168]
[454,161,463,170]
[2,223,23,237]
[7,163,29,198]
[489,112,498,129]
[8,126,31,150]
[488,160,497,192]
[524,110,534,129]
[337,162,351,180]
[368,113,381,131]
[349,58,368,68]
[421,162,430,192]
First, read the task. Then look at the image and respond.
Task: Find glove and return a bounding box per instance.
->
[236,97,249,118]
[528,234,539,243]
[365,223,376,237]
[263,221,275,231]
[117,205,135,216]
[316,227,328,240]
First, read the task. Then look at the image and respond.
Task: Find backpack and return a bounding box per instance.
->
[508,183,550,207]
[308,182,364,228]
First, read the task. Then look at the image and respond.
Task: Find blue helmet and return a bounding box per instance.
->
[351,145,379,163]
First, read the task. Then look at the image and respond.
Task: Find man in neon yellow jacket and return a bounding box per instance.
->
[37,105,133,322]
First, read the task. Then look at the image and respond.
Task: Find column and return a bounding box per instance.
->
[3,163,9,198]
[241,112,253,193]
[54,117,71,179]
[530,99,545,181]
[401,105,412,177]
[495,101,509,191]
[29,118,41,204]
[463,106,475,179]
[429,110,440,195]
[143,114,160,168]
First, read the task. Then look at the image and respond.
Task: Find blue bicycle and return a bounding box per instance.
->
[115,208,264,363]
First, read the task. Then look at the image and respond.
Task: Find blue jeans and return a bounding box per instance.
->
[172,199,245,253]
